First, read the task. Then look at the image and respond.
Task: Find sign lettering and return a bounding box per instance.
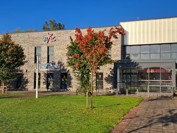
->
[44,33,56,43]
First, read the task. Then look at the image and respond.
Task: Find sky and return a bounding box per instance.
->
[0,0,177,34]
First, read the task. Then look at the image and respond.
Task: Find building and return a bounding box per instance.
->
[118,17,177,94]
[1,17,177,94]
[4,27,121,92]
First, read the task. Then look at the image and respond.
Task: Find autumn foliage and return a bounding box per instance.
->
[68,26,124,73]
[67,26,124,108]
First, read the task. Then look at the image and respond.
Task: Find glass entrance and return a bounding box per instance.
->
[138,62,173,93]
[119,68,139,94]
[118,61,175,94]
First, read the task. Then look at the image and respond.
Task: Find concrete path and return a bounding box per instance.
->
[112,96,177,133]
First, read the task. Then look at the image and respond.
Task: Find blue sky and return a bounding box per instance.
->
[0,0,177,34]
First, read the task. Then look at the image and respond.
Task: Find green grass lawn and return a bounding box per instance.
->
[0,94,142,133]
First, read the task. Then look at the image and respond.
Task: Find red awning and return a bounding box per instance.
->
[144,68,170,73]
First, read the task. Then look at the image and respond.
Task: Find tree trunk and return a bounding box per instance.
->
[86,90,89,108]
[90,93,93,108]
[1,82,4,94]
[90,71,93,108]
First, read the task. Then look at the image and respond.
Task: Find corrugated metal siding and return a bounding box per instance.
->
[120,17,177,45]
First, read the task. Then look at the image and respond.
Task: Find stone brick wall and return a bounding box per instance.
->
[1,26,122,91]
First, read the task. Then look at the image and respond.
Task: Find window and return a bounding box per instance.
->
[161,53,170,59]
[141,53,149,59]
[126,46,131,54]
[172,53,177,59]
[96,73,103,89]
[131,46,140,54]
[124,44,177,61]
[161,45,170,52]
[150,54,160,59]
[149,68,160,80]
[150,45,160,53]
[171,44,177,52]
[34,47,41,63]
[141,45,149,53]
[47,46,54,63]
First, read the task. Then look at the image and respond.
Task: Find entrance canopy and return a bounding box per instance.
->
[40,63,60,71]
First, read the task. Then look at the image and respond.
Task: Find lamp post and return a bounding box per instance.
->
[36,56,39,98]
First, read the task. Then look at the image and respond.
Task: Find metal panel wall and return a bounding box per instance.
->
[120,17,177,45]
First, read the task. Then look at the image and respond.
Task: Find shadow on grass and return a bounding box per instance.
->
[94,104,121,108]
[0,91,41,99]
[0,95,25,99]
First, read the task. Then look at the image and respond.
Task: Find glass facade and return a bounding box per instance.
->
[118,62,174,93]
[138,63,173,93]
[120,43,177,94]
[124,43,177,62]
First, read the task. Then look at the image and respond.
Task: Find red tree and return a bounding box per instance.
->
[69,26,124,108]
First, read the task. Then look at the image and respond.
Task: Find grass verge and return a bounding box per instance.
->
[0,94,142,133]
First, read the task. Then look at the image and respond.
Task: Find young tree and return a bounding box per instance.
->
[42,20,65,31]
[67,38,90,95]
[67,26,124,108]
[0,33,26,93]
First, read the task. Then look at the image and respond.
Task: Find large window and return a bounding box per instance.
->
[150,45,160,53]
[34,47,41,63]
[150,54,160,59]
[171,44,177,52]
[171,44,177,62]
[161,45,170,52]
[137,62,173,93]
[141,45,149,53]
[124,43,177,62]
[131,46,140,53]
[47,46,54,63]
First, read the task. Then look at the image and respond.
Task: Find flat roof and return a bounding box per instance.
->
[120,16,177,23]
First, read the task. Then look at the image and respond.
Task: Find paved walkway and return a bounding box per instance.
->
[112,96,177,133]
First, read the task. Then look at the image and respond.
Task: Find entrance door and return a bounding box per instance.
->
[15,74,22,90]
[61,73,67,89]
[46,73,54,90]
[120,68,139,94]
